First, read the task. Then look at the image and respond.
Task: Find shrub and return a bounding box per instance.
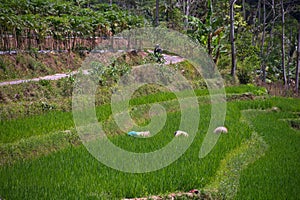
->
[237,68,252,84]
[41,100,56,111]
[39,79,51,87]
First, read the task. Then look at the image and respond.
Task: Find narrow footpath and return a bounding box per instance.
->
[0,53,185,87]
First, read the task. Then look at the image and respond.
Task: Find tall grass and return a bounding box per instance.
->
[0,104,112,143]
[0,111,74,143]
[236,110,300,199]
[2,85,297,199]
[0,85,267,143]
[0,102,253,199]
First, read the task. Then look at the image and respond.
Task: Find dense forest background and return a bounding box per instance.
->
[0,0,300,94]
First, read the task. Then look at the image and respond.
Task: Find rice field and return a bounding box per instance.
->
[0,86,300,199]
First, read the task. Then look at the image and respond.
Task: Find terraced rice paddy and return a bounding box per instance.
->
[0,86,300,199]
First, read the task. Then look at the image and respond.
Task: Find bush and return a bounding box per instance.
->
[89,61,131,86]
[41,100,56,111]
[237,68,252,84]
[39,79,51,87]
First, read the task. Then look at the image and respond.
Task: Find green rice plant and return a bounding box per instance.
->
[0,85,264,143]
[0,129,79,165]
[0,57,7,72]
[0,111,74,143]
[2,86,296,199]
[289,119,300,130]
[0,101,252,199]
[225,84,267,96]
[235,109,300,199]
[205,111,268,199]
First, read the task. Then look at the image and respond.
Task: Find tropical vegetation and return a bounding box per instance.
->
[1,0,300,199]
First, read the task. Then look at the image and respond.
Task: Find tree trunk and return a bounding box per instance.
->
[287,28,295,88]
[251,9,256,46]
[155,0,159,27]
[261,0,266,82]
[296,22,300,94]
[208,33,212,56]
[27,30,31,50]
[267,0,275,53]
[230,0,237,77]
[252,0,261,46]
[0,29,3,50]
[242,0,246,20]
[207,0,213,56]
[72,34,77,51]
[184,0,191,30]
[214,34,222,64]
[182,0,186,18]
[281,0,287,87]
[13,28,17,50]
[258,0,261,25]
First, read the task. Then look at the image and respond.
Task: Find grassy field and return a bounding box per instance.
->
[0,85,300,199]
[236,108,300,199]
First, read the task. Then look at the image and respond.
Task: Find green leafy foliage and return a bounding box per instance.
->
[0,0,145,51]
[89,61,131,86]
[1,90,300,199]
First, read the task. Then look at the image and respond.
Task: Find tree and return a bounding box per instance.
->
[184,0,192,30]
[289,1,300,93]
[0,0,145,51]
[242,0,246,19]
[260,0,267,82]
[230,0,237,77]
[155,0,159,27]
[281,0,288,87]
[296,22,300,93]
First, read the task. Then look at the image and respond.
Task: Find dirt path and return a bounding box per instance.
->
[163,54,185,65]
[0,72,77,86]
[0,53,185,87]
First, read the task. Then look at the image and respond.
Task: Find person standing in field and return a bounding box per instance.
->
[154,44,163,63]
